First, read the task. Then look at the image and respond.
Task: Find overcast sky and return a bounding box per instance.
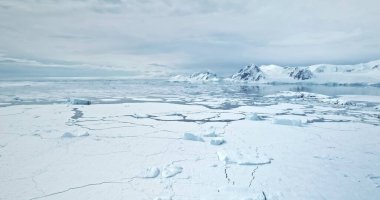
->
[0,0,380,76]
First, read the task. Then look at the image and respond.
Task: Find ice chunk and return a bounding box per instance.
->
[237,156,272,165]
[273,118,303,126]
[79,132,90,137]
[139,167,160,178]
[154,197,172,200]
[183,132,204,142]
[210,138,225,145]
[217,150,272,165]
[162,165,183,178]
[246,113,261,121]
[69,98,91,105]
[217,150,230,163]
[61,132,75,138]
[203,130,218,137]
[61,131,89,138]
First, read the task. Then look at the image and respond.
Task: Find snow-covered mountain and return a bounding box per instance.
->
[189,71,218,81]
[308,60,380,73]
[288,67,314,80]
[303,60,380,84]
[171,60,380,85]
[230,64,265,81]
[169,71,219,82]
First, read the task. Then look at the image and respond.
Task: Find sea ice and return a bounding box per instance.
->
[2,93,380,199]
[153,196,172,200]
[162,165,183,178]
[203,131,218,137]
[183,132,204,142]
[69,98,91,105]
[217,150,229,163]
[217,150,272,165]
[61,132,75,138]
[202,186,269,200]
[368,175,380,188]
[61,131,89,138]
[139,167,160,178]
[272,118,303,126]
[246,113,261,121]
[210,137,225,145]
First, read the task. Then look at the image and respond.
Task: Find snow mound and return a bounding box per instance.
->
[183,132,204,142]
[162,165,183,178]
[231,64,265,81]
[69,98,91,105]
[210,137,225,145]
[273,118,303,127]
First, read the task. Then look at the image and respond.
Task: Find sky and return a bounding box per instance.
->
[0,0,380,77]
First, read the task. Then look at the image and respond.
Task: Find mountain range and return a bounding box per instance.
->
[170,60,380,85]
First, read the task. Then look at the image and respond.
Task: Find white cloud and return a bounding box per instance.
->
[0,0,380,76]
[270,29,363,46]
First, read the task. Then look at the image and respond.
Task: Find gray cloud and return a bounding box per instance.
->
[0,0,379,76]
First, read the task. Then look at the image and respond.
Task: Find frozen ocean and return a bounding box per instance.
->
[1,77,380,200]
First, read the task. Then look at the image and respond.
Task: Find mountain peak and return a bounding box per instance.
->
[231,64,265,81]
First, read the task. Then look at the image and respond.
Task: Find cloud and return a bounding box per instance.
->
[0,0,380,76]
[270,29,363,46]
